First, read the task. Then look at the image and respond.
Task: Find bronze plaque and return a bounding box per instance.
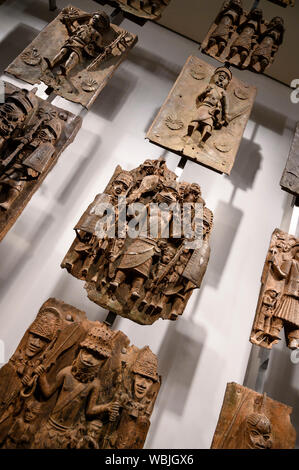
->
[201,1,285,74]
[0,82,82,242]
[5,6,137,108]
[280,123,299,197]
[0,298,161,449]
[116,0,171,20]
[146,56,256,175]
[61,159,213,325]
[250,228,299,350]
[211,382,296,449]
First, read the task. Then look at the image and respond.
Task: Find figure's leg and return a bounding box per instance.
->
[131,275,145,299]
[239,49,249,66]
[201,124,212,143]
[154,294,168,315]
[204,37,217,52]
[44,47,68,69]
[259,58,269,74]
[216,40,226,57]
[110,270,126,290]
[60,51,80,76]
[0,186,21,210]
[80,254,94,278]
[61,248,82,272]
[169,297,185,320]
[227,45,238,60]
[269,317,283,340]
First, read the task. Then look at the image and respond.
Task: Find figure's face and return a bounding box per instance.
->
[162,247,175,264]
[26,333,49,358]
[134,374,153,400]
[24,406,38,423]
[0,102,25,135]
[213,71,230,89]
[36,128,56,143]
[246,422,272,449]
[143,164,155,176]
[81,348,106,367]
[184,192,196,203]
[112,181,128,197]
[88,423,102,439]
[91,14,100,27]
[203,219,211,236]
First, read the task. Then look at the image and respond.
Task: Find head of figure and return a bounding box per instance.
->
[3,89,38,123]
[203,207,213,237]
[132,347,159,401]
[90,12,110,32]
[248,8,263,21]
[228,0,243,14]
[37,118,62,144]
[268,289,278,299]
[87,420,103,440]
[112,172,133,197]
[26,308,60,358]
[184,183,202,203]
[269,16,284,28]
[294,248,299,261]
[212,67,232,90]
[245,413,272,449]
[73,325,114,382]
[162,244,176,264]
[142,159,156,176]
[24,400,41,423]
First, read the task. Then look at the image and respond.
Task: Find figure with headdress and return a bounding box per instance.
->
[34,325,120,449]
[0,307,61,446]
[250,16,284,73]
[44,10,110,76]
[106,347,160,449]
[227,8,263,67]
[204,0,243,57]
[0,117,62,211]
[185,67,232,146]
[0,89,38,154]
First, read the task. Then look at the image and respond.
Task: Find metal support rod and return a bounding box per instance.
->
[49,0,57,11]
[104,311,117,328]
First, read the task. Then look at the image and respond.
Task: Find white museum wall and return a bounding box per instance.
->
[0,0,298,449]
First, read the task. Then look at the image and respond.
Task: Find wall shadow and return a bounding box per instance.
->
[0,23,39,72]
[146,319,206,448]
[126,46,181,81]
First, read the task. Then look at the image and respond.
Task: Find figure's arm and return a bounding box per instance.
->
[86,385,120,419]
[221,94,229,126]
[38,368,65,399]
[270,259,290,279]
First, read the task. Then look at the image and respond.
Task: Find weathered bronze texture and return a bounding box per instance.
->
[267,0,294,6]
[146,56,256,175]
[201,1,285,73]
[0,298,161,449]
[250,229,299,350]
[5,6,137,108]
[115,0,171,20]
[61,159,213,325]
[0,82,82,242]
[211,382,296,449]
[280,123,299,197]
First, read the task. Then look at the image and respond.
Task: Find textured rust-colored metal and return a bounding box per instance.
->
[115,0,171,20]
[0,298,161,449]
[211,382,296,449]
[267,0,294,6]
[146,56,256,175]
[201,1,285,74]
[280,123,299,197]
[61,158,213,325]
[5,6,137,109]
[250,228,299,350]
[0,82,82,242]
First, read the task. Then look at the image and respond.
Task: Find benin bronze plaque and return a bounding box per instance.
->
[280,123,299,197]
[147,56,256,174]
[5,6,137,108]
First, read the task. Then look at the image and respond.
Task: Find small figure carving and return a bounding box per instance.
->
[0,299,161,449]
[201,4,285,73]
[0,82,82,241]
[203,0,243,57]
[280,123,299,197]
[116,0,171,20]
[250,229,299,350]
[5,6,137,108]
[250,17,285,73]
[211,383,296,449]
[227,8,263,68]
[61,159,213,325]
[147,56,256,174]
[185,67,232,146]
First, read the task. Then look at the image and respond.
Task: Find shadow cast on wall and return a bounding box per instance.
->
[0,23,39,72]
